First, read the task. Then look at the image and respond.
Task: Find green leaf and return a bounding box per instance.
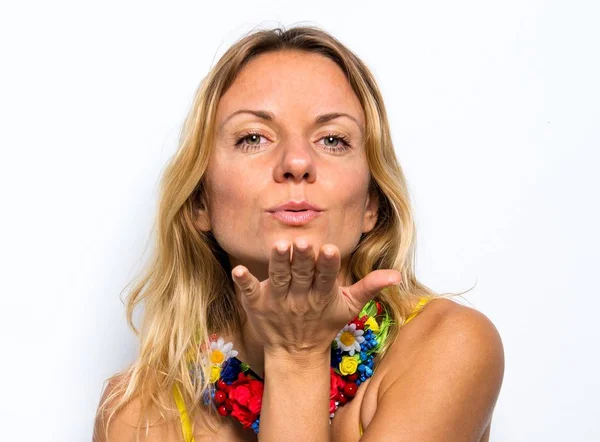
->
[359,299,378,317]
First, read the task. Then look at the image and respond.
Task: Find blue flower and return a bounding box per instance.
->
[331,347,343,367]
[252,417,260,434]
[220,357,242,383]
[361,333,379,350]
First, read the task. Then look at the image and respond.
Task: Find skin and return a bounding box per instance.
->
[92,49,504,442]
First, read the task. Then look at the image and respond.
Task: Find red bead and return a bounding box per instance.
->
[217,379,230,392]
[224,400,233,411]
[217,405,229,416]
[337,391,348,404]
[350,318,364,330]
[214,390,227,404]
[347,373,359,382]
[344,382,357,397]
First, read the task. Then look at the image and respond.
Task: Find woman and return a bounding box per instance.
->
[94,26,504,441]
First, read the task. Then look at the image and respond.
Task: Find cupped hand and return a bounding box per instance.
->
[231,237,402,357]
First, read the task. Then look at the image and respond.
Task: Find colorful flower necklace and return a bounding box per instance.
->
[188,299,392,434]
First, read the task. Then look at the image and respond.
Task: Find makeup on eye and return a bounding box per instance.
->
[233,130,353,153]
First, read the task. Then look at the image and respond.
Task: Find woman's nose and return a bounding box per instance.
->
[272,136,317,184]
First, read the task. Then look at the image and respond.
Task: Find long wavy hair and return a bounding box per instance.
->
[94,24,472,440]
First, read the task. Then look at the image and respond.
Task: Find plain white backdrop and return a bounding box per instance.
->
[1,1,598,440]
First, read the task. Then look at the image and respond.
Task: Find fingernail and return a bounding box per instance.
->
[295,239,308,251]
[276,241,289,255]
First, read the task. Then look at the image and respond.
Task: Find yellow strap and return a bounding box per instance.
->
[404,296,431,325]
[173,383,195,442]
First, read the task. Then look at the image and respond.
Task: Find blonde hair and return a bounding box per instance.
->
[94,24,473,440]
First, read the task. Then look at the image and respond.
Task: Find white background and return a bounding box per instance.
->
[1,1,598,441]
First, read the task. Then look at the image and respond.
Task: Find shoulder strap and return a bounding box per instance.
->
[173,383,196,442]
[404,296,431,325]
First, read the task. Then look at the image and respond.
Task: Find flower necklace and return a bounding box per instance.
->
[189,299,392,434]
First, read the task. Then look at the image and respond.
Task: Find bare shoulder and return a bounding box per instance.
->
[363,298,505,441]
[389,297,503,361]
[385,297,505,388]
[93,372,183,442]
[420,297,504,366]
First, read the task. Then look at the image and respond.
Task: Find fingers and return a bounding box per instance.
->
[344,269,401,314]
[231,266,261,304]
[288,237,316,294]
[268,240,292,297]
[313,244,341,295]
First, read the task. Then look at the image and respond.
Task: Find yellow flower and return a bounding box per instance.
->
[210,349,225,364]
[209,365,222,383]
[364,317,380,334]
[339,356,359,375]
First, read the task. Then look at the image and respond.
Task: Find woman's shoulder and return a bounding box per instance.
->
[430,297,502,343]
[93,372,184,442]
[367,297,504,438]
[385,297,504,372]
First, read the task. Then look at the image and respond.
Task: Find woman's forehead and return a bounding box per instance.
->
[216,50,365,129]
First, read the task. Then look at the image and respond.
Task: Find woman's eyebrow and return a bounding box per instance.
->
[219,109,364,135]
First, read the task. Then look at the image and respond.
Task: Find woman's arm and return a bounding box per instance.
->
[230,238,401,441]
[259,348,331,441]
[360,306,504,442]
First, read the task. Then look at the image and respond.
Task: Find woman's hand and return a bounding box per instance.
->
[231,237,402,357]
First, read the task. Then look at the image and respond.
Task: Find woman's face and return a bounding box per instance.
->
[196,50,378,282]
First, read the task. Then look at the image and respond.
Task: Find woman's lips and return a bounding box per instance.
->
[269,210,322,226]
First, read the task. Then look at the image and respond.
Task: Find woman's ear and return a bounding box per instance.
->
[193,186,212,233]
[362,189,379,234]
[194,208,211,232]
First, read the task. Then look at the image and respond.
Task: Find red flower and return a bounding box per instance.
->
[330,398,337,414]
[330,368,346,400]
[227,372,263,429]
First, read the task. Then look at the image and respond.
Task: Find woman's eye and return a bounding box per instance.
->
[320,134,351,152]
[234,132,352,153]
[235,133,266,151]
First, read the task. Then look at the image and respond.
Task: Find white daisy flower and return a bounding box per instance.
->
[334,323,365,356]
[207,336,238,365]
